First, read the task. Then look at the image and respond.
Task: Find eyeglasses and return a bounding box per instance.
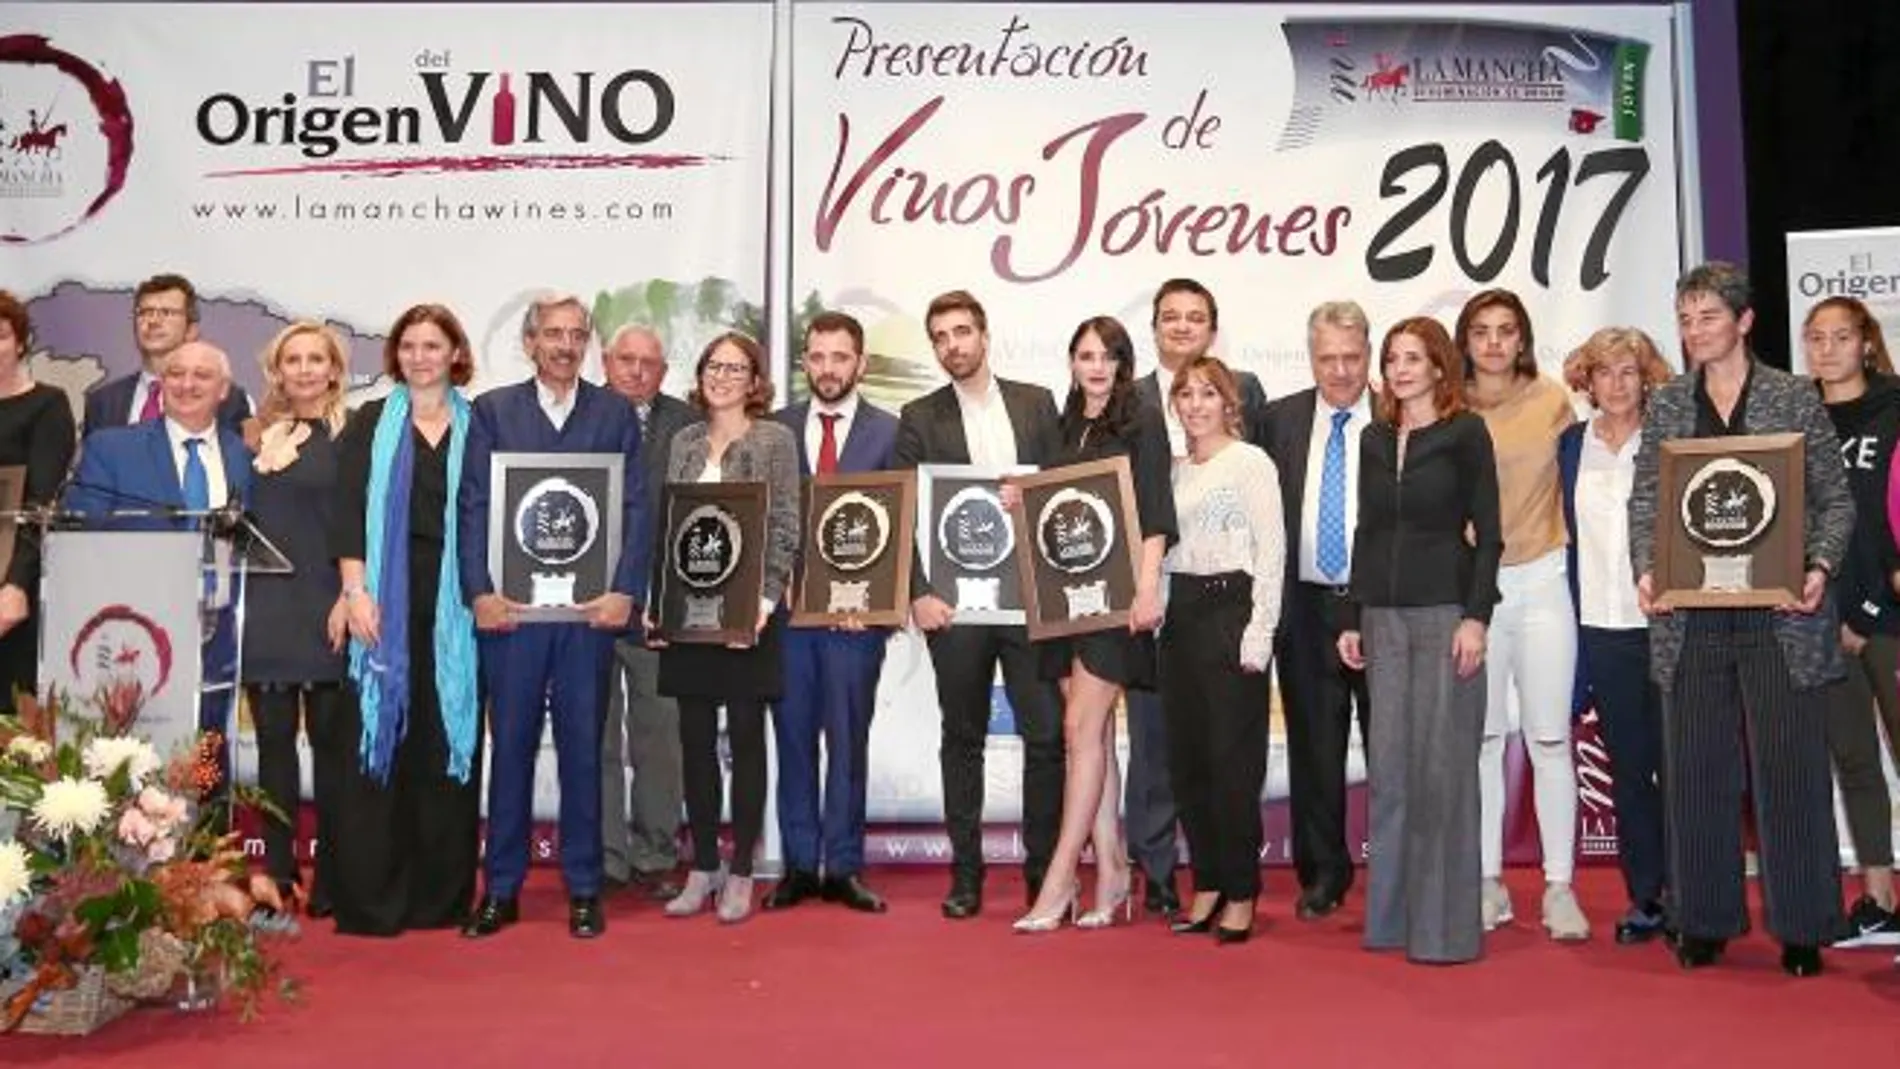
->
[703,360,752,380]
[134,307,188,322]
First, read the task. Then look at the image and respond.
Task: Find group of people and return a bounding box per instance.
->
[0,261,1891,976]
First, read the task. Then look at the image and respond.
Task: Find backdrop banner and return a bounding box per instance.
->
[4,3,775,843]
[1785,225,1900,374]
[791,2,1683,864]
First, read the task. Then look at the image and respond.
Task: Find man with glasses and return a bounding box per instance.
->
[458,293,649,941]
[82,274,252,438]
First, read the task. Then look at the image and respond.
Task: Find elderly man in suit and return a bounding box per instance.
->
[1123,277,1269,919]
[66,340,253,751]
[82,274,251,438]
[458,293,648,941]
[895,289,1065,919]
[1258,301,1375,921]
[765,311,901,914]
[1630,262,1852,977]
[597,324,696,901]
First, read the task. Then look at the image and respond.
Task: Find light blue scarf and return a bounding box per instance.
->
[348,386,478,784]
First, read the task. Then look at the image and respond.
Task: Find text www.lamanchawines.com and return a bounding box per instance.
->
[191,193,676,225]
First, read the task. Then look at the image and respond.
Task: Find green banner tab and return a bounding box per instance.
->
[1613,40,1650,142]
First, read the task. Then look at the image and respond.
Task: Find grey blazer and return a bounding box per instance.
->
[1628,360,1855,691]
[664,418,801,604]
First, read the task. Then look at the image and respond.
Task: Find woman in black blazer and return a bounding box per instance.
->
[1338,316,1502,965]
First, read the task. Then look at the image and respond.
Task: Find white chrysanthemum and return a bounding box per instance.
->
[82,736,162,786]
[30,777,111,840]
[5,736,51,763]
[0,840,29,906]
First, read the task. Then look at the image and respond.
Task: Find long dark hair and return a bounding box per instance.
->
[1060,315,1138,439]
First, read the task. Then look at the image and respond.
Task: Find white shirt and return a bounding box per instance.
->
[1154,365,1187,458]
[1164,441,1286,671]
[805,390,861,471]
[1298,390,1371,584]
[536,378,577,431]
[1575,417,1645,629]
[127,370,164,424]
[165,417,229,508]
[953,372,1018,467]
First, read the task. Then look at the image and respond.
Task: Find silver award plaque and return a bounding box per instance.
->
[818,487,891,624]
[512,476,602,607]
[1680,457,1777,594]
[674,502,744,599]
[1037,486,1117,577]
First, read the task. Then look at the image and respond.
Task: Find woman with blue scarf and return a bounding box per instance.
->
[328,303,483,936]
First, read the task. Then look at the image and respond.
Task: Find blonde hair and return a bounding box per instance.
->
[257,321,348,436]
[1562,327,1672,407]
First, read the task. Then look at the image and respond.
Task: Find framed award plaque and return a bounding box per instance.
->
[916,463,1036,625]
[655,481,768,645]
[1007,456,1143,641]
[791,471,917,628]
[487,453,624,622]
[1653,432,1806,610]
[0,465,25,585]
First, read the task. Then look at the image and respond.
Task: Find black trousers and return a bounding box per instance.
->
[1276,581,1370,899]
[1161,573,1270,900]
[1578,627,1667,908]
[245,683,349,897]
[923,624,1064,881]
[679,698,768,878]
[1825,632,1897,868]
[1666,610,1842,945]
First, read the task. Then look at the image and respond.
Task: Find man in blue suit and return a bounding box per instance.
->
[64,340,253,746]
[81,274,251,439]
[764,312,900,914]
[457,294,648,941]
[66,339,253,523]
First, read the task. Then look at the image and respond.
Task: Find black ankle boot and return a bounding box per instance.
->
[1780,943,1822,977]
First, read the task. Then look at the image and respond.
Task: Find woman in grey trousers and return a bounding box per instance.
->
[1339,317,1503,965]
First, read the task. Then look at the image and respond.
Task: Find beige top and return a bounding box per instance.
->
[1469,373,1575,566]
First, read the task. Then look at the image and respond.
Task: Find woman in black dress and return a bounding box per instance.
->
[0,292,76,719]
[1013,316,1176,933]
[241,322,351,916]
[330,304,483,936]
[650,332,800,926]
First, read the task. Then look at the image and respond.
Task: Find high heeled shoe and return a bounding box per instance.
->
[1012,883,1080,934]
[1170,893,1227,935]
[1077,870,1134,930]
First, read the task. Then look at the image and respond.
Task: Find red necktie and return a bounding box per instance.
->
[817,413,840,475]
[138,379,162,422]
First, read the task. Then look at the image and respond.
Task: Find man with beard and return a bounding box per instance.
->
[765,311,900,914]
[1124,278,1268,919]
[83,273,251,438]
[458,293,648,941]
[894,289,1065,919]
[597,325,696,901]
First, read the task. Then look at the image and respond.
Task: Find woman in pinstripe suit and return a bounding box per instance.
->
[1629,263,1851,977]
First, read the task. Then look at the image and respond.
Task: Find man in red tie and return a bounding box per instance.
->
[765,311,900,913]
[81,274,253,439]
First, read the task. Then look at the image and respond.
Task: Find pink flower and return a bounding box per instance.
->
[138,785,188,827]
[146,837,176,864]
[118,807,159,846]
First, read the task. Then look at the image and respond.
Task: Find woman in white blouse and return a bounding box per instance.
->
[1558,327,1673,945]
[1160,356,1286,944]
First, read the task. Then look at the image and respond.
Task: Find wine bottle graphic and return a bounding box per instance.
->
[491,72,517,146]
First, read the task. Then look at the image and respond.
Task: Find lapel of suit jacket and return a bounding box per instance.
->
[837,401,880,472]
[143,421,185,505]
[221,426,252,504]
[672,423,711,481]
[1281,389,1317,528]
[931,386,972,464]
[781,402,812,475]
[998,379,1041,462]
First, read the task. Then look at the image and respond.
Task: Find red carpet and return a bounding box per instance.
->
[8,867,1896,1068]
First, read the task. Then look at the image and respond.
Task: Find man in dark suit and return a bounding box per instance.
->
[1124,277,1268,919]
[765,311,901,914]
[597,324,696,901]
[894,289,1065,919]
[82,274,251,439]
[458,294,648,941]
[1258,300,1374,920]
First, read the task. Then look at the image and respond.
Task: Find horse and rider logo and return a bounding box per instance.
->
[1,106,70,158]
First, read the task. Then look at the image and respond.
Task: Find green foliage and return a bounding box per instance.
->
[73,879,160,974]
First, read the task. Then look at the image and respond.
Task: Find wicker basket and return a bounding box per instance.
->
[104,930,188,1002]
[9,966,134,1036]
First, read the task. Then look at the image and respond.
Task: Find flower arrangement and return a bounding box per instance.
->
[0,691,298,1030]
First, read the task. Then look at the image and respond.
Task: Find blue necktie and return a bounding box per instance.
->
[1315,409,1350,582]
[182,438,210,511]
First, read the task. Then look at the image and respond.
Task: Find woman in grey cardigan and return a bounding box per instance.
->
[648,331,800,925]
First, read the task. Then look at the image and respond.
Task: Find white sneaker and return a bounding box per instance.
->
[664,868,724,917]
[1542,882,1591,942]
[1482,878,1515,932]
